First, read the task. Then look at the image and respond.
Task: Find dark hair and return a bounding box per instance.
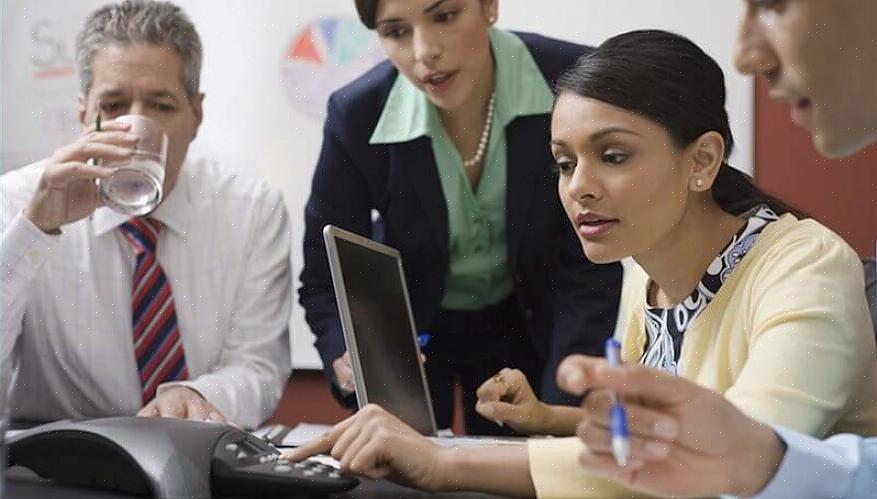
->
[354,0,379,29]
[556,30,795,217]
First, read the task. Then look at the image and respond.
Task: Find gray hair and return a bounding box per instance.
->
[75,0,202,101]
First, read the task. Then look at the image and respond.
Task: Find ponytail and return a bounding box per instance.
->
[713,164,801,217]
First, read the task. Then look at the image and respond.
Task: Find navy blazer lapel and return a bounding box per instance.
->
[391,137,449,256]
[506,114,552,268]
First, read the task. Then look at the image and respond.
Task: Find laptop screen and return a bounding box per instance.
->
[325,226,437,435]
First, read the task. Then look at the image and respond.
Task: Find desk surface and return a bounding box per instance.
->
[7,468,512,499]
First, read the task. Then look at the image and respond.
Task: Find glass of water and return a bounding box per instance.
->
[99,115,168,216]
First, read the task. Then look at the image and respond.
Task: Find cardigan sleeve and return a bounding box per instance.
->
[723,225,875,437]
[527,437,657,499]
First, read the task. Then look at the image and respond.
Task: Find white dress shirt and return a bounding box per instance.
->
[747,427,877,499]
[1,157,292,428]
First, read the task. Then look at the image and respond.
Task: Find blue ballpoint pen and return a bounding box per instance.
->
[417,331,431,349]
[605,338,630,467]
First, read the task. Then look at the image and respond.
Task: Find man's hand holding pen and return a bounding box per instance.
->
[556,354,785,498]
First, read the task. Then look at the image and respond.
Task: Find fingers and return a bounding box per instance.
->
[284,412,359,462]
[334,353,355,393]
[474,400,520,427]
[83,120,132,134]
[582,389,611,413]
[53,129,137,163]
[475,377,507,403]
[330,414,367,460]
[476,368,524,403]
[577,417,670,462]
[25,160,112,232]
[156,396,186,419]
[136,402,159,418]
[206,409,227,423]
[337,424,377,471]
[606,365,700,406]
[332,414,432,483]
[82,130,139,146]
[184,396,210,421]
[558,354,699,407]
[282,406,440,487]
[292,434,334,462]
[337,368,354,392]
[346,438,393,480]
[476,369,536,429]
[582,391,678,441]
[41,162,117,186]
[475,372,513,425]
[137,393,184,419]
[285,430,339,462]
[557,354,601,395]
[79,140,136,162]
[578,446,645,483]
[135,388,225,423]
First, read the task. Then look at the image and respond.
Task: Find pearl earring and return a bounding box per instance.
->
[695,179,704,189]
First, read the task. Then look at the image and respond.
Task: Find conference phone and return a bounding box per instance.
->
[6,416,358,498]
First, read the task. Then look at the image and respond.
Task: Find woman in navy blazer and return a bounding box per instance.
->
[299,0,622,434]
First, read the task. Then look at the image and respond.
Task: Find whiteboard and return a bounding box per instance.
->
[2,0,752,370]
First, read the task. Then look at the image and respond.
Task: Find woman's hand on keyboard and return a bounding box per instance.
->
[283,404,448,491]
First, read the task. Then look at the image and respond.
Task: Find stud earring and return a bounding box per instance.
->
[695,178,704,189]
[487,15,496,24]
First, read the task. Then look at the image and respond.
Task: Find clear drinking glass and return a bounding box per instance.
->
[98,115,168,216]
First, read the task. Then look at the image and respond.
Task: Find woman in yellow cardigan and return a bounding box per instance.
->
[288,30,877,498]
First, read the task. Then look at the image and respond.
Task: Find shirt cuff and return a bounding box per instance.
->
[748,426,859,499]
[3,210,60,283]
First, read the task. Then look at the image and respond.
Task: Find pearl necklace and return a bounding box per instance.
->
[463,92,496,168]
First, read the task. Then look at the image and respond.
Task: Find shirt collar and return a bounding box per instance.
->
[369,68,436,144]
[490,28,555,126]
[644,205,780,312]
[92,159,192,238]
[369,28,554,145]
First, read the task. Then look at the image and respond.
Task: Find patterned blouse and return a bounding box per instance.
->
[640,205,780,374]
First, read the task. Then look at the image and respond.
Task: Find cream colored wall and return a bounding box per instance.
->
[2,0,752,370]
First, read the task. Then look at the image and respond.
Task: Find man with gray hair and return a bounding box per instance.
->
[1,0,292,428]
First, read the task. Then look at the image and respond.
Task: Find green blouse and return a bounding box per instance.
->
[370,29,554,310]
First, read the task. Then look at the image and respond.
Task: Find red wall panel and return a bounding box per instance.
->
[754,78,877,257]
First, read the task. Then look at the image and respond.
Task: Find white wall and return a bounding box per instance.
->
[2,0,751,370]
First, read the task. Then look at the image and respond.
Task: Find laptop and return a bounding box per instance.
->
[322,225,525,446]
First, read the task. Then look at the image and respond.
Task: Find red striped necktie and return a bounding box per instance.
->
[119,218,189,405]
